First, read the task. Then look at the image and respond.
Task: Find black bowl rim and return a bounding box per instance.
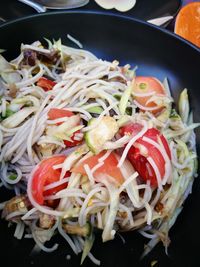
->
[0,10,199,53]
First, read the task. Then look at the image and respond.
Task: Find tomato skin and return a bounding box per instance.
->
[47,108,74,124]
[37,77,56,91]
[47,108,83,147]
[72,151,124,184]
[120,123,171,186]
[119,123,142,137]
[128,146,158,186]
[139,127,171,159]
[132,76,166,113]
[63,130,82,147]
[31,155,69,205]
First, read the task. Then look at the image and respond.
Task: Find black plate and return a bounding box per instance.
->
[0,11,200,267]
[0,0,181,22]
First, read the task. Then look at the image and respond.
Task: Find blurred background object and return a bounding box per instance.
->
[0,0,181,26]
[18,0,46,12]
[174,2,200,48]
[94,0,136,12]
[20,0,89,10]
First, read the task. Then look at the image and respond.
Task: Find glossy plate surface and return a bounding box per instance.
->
[0,11,200,267]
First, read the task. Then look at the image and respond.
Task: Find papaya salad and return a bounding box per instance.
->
[0,39,199,265]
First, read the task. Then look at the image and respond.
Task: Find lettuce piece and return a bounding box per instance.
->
[119,82,132,115]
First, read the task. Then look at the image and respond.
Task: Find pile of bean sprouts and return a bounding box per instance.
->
[0,38,199,265]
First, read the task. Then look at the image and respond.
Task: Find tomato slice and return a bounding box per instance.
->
[48,108,74,124]
[63,132,82,147]
[47,108,83,147]
[37,77,56,91]
[138,127,171,159]
[119,122,142,137]
[132,77,166,114]
[72,151,124,184]
[31,155,70,205]
[120,123,171,186]
[128,146,157,185]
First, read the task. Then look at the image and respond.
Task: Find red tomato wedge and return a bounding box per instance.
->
[72,151,124,184]
[31,155,70,205]
[128,146,156,184]
[120,123,171,186]
[48,108,74,125]
[132,77,166,114]
[47,108,83,147]
[119,122,143,137]
[37,77,56,91]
